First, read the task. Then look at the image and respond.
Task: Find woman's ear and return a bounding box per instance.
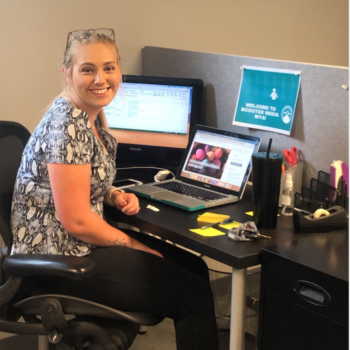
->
[62,66,71,85]
[62,66,69,78]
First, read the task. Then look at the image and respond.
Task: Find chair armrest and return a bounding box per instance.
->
[3,254,96,281]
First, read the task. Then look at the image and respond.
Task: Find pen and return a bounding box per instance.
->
[200,218,233,230]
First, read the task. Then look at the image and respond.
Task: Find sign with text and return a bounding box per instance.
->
[233,66,301,135]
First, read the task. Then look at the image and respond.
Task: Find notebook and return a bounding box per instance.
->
[127,124,261,211]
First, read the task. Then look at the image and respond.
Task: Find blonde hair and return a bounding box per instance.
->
[58,30,122,129]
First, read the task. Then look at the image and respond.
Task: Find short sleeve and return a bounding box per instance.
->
[43,102,94,165]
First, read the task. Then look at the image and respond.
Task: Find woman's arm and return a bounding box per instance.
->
[47,163,162,257]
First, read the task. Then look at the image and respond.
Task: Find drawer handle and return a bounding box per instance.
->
[293,280,331,306]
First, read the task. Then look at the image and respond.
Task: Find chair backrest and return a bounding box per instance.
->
[0,121,31,251]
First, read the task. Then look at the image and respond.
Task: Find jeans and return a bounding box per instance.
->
[32,229,219,350]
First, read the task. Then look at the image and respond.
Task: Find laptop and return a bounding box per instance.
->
[127,125,261,211]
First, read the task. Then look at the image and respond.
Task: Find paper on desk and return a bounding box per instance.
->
[190,228,226,237]
[219,221,241,229]
[197,212,230,223]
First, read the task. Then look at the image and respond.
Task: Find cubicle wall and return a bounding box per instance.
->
[142,46,349,186]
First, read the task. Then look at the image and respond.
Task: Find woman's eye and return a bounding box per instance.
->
[105,66,115,72]
[82,68,93,73]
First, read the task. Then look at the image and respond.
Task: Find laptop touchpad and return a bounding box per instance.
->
[132,186,164,195]
[153,191,204,205]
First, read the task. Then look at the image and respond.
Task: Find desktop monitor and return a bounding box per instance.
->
[104,75,203,170]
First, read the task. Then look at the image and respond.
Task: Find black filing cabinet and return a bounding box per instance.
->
[258,231,348,350]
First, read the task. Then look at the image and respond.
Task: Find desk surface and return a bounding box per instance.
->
[105,185,318,269]
[262,231,348,282]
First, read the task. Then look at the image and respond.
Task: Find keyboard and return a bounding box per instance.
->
[154,182,227,201]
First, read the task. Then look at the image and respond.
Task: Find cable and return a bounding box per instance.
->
[115,166,175,181]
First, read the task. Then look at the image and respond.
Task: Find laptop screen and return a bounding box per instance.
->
[178,126,261,196]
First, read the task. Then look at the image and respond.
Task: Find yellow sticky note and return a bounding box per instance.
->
[190,228,226,237]
[197,212,230,223]
[219,221,241,229]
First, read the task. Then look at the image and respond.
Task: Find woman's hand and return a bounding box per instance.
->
[148,249,164,258]
[131,239,164,258]
[112,191,140,215]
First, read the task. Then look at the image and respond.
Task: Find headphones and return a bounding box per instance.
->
[154,170,170,182]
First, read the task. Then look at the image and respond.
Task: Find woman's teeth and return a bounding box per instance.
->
[91,88,108,94]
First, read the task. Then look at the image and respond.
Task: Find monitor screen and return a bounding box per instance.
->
[105,75,203,169]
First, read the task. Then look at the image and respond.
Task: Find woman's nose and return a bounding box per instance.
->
[95,70,106,85]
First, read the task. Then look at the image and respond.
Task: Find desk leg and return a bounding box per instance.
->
[230,268,247,350]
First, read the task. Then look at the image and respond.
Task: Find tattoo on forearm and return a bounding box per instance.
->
[107,238,127,246]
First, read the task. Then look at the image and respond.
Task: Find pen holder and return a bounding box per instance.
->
[294,170,348,213]
[279,161,303,207]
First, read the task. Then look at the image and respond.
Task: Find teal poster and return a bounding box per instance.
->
[233,66,301,135]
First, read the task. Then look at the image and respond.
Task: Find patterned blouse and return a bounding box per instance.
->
[10,98,117,256]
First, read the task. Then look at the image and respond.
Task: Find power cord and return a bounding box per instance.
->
[154,170,170,182]
[116,166,175,182]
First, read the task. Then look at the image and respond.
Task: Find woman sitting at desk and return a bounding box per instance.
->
[10,28,219,350]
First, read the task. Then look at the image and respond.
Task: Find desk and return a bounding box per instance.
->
[104,185,314,350]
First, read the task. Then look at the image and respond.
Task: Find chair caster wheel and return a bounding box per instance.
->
[48,332,63,344]
[138,325,147,335]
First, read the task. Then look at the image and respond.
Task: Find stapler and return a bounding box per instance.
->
[293,206,348,234]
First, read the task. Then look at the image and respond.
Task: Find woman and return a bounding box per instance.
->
[10,28,219,350]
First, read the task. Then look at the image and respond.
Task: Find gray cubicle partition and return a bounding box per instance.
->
[142,46,349,186]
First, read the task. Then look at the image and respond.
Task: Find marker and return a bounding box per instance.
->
[200,218,233,230]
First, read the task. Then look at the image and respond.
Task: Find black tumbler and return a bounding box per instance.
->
[252,152,282,229]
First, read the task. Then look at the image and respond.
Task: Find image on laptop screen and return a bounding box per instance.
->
[180,130,257,192]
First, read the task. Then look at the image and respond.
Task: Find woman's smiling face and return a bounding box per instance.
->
[66,42,121,116]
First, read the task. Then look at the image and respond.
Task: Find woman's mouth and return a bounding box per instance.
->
[90,87,110,96]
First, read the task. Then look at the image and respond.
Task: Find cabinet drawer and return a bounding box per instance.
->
[260,291,348,350]
[262,253,348,325]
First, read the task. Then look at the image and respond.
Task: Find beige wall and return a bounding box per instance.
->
[0,0,348,132]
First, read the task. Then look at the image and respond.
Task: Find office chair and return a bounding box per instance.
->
[0,121,163,350]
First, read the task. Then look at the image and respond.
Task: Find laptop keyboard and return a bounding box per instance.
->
[154,182,227,201]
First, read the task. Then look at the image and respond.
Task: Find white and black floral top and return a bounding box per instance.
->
[10,98,117,256]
